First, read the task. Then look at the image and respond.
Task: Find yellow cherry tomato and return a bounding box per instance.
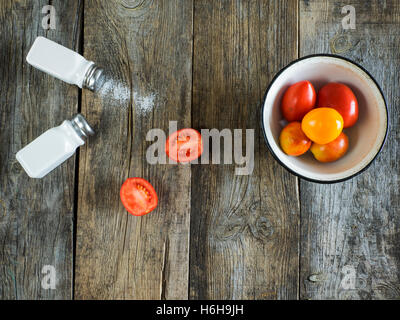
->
[301,108,344,144]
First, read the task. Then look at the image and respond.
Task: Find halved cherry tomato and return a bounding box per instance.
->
[166,128,203,163]
[279,122,311,156]
[301,107,343,144]
[281,80,316,122]
[120,178,158,216]
[317,83,359,128]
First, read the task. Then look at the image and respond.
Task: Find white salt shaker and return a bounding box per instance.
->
[16,114,94,178]
[26,36,103,91]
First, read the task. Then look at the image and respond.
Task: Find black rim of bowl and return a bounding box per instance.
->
[260,53,389,184]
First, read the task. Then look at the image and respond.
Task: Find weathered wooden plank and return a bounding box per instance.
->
[189,0,300,300]
[300,0,400,299]
[0,0,82,299]
[75,0,193,299]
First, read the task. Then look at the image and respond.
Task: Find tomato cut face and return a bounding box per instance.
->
[166,128,203,163]
[120,178,158,216]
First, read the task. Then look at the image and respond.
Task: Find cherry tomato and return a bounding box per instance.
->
[279,122,312,156]
[281,80,316,122]
[120,178,158,216]
[166,128,203,163]
[301,107,343,144]
[317,83,358,128]
[310,132,349,163]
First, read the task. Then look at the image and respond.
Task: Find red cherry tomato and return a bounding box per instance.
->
[120,178,158,216]
[317,83,359,128]
[281,80,316,122]
[166,128,203,163]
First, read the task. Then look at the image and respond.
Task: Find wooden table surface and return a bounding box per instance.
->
[1,0,399,300]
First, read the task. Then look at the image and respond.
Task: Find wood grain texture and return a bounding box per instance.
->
[3,0,400,301]
[300,0,400,299]
[75,0,193,299]
[0,0,83,299]
[189,0,300,300]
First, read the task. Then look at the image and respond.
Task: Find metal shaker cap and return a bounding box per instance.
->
[82,63,104,91]
[70,114,95,139]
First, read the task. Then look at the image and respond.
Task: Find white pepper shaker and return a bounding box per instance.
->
[16,114,94,178]
[26,36,103,91]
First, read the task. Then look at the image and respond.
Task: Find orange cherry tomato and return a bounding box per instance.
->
[279,122,312,156]
[301,107,343,144]
[310,132,349,163]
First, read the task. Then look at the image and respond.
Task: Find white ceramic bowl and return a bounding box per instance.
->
[261,55,388,183]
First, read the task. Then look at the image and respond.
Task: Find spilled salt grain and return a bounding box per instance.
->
[133,92,156,114]
[92,72,157,114]
[96,78,130,102]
